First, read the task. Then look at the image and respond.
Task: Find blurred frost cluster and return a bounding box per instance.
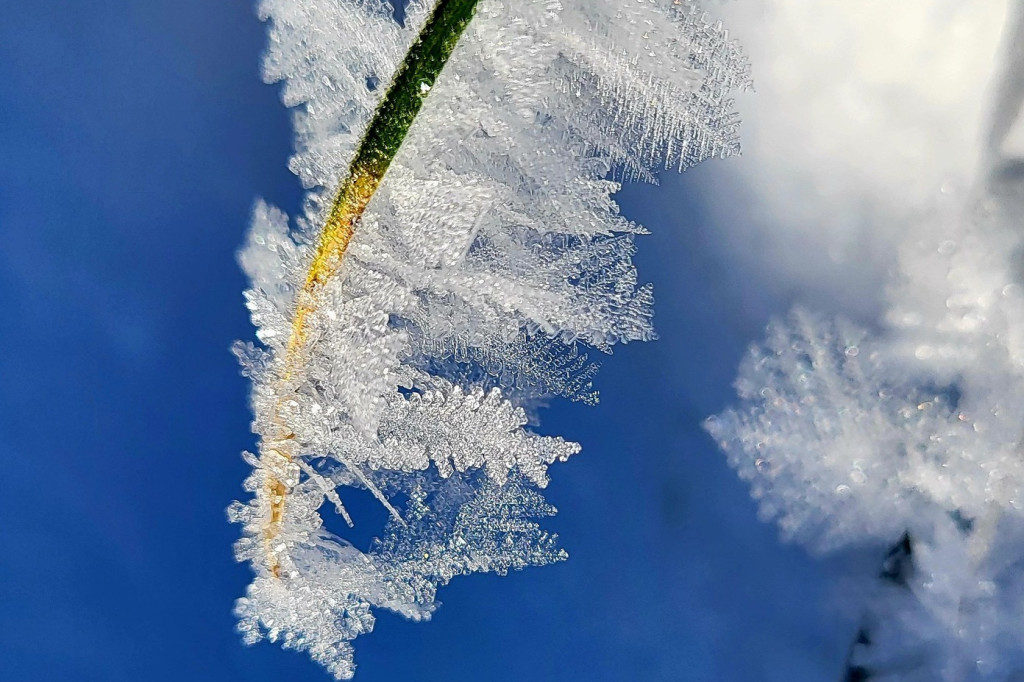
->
[708,3,1024,678]
[230,0,748,677]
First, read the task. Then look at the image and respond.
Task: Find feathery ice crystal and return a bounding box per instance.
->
[707,7,1024,678]
[230,0,748,677]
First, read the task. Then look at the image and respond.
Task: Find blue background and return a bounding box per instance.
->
[0,2,867,680]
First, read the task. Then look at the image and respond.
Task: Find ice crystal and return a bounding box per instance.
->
[711,193,1024,682]
[708,8,1024,677]
[233,0,748,677]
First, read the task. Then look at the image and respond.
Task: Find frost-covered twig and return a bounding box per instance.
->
[231,0,748,677]
[256,0,481,580]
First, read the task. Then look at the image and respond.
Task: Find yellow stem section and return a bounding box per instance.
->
[291,168,384,350]
[263,165,383,578]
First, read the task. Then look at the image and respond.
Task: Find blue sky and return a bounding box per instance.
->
[0,2,866,680]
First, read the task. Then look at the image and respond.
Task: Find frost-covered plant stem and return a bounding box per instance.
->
[233,0,747,676]
[261,0,479,578]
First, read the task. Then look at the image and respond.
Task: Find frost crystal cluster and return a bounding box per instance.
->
[230,0,747,677]
[707,9,1024,679]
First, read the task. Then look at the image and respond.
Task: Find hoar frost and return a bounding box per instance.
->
[708,5,1024,679]
[231,0,748,678]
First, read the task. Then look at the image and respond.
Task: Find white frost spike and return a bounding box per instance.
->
[377,375,581,486]
[233,0,748,678]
